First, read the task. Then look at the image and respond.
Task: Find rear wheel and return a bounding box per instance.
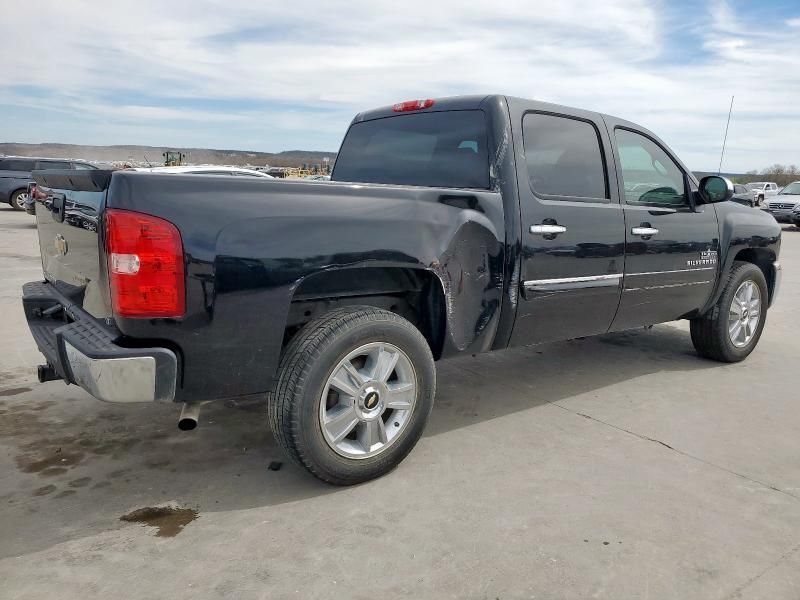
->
[268,306,435,485]
[10,189,28,211]
[690,262,768,362]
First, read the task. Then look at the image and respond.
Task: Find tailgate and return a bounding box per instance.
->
[32,169,113,318]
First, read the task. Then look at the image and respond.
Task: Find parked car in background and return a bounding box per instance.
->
[732,184,757,207]
[133,165,274,178]
[1,157,97,210]
[765,181,800,224]
[746,181,780,205]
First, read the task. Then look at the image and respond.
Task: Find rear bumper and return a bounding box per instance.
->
[22,281,177,403]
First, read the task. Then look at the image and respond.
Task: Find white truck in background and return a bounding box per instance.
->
[746,182,780,205]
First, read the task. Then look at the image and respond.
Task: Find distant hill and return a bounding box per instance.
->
[0,143,337,168]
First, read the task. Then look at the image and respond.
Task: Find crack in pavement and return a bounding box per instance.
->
[450,361,800,503]
[721,542,800,599]
[549,401,800,503]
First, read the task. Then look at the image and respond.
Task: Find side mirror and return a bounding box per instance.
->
[698,175,734,203]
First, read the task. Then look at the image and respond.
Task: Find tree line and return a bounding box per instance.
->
[737,164,799,187]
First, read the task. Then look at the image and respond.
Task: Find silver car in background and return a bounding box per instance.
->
[765,181,800,224]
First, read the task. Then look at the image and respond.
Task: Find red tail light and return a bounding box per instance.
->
[105,208,185,318]
[392,99,435,112]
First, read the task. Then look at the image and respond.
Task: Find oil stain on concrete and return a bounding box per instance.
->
[120,506,199,537]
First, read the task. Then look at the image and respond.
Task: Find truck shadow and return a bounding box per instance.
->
[1,323,720,557]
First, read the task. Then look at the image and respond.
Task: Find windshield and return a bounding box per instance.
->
[747,183,766,190]
[332,110,490,189]
[779,182,800,195]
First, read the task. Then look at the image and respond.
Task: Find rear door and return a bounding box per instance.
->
[606,124,720,331]
[508,101,625,345]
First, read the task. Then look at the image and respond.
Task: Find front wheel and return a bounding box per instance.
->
[690,262,768,362]
[268,306,435,485]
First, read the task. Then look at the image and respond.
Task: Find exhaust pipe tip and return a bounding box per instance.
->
[178,417,198,431]
[178,403,201,431]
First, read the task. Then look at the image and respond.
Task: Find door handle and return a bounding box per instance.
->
[530,224,567,236]
[631,226,659,237]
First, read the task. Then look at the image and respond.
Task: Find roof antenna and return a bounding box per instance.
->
[143,154,154,168]
[718,95,734,175]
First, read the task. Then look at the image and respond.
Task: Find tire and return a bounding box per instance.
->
[10,189,28,211]
[267,306,435,485]
[690,261,768,362]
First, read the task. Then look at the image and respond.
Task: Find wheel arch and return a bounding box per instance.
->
[731,248,777,304]
[286,266,448,360]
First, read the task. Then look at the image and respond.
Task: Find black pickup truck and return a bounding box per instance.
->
[23,95,782,484]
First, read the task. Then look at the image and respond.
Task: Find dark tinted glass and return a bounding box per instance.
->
[523,113,608,199]
[734,184,747,193]
[332,110,489,189]
[73,162,97,170]
[615,129,686,206]
[0,159,36,171]
[37,161,72,170]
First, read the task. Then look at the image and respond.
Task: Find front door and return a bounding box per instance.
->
[606,125,720,331]
[508,103,626,346]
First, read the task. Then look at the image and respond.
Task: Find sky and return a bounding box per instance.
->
[1,0,799,172]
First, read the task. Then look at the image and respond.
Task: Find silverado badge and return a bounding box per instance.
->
[687,249,717,268]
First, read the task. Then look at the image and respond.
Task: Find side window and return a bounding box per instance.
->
[0,159,36,171]
[615,129,687,206]
[734,184,747,194]
[37,161,72,170]
[73,162,96,170]
[522,113,608,199]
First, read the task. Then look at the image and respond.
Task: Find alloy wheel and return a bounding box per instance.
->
[728,280,761,348]
[319,342,417,459]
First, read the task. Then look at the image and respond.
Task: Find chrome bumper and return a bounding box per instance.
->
[23,281,177,403]
[63,341,176,403]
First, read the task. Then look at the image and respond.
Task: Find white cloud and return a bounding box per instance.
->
[0,0,798,171]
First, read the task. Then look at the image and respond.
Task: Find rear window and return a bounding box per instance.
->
[523,113,608,199]
[0,159,36,171]
[332,110,490,189]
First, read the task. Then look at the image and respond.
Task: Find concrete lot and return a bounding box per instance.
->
[0,204,799,600]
